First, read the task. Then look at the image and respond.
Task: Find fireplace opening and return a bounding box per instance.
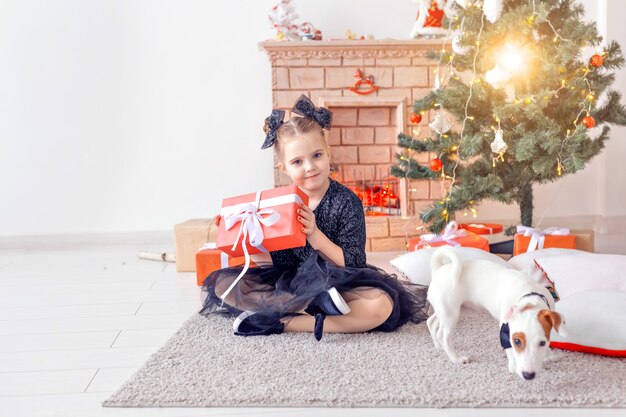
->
[335,173,401,216]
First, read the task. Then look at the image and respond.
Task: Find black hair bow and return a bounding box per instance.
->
[261,109,285,149]
[292,94,333,130]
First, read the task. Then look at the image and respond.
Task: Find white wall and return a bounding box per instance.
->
[0,0,624,236]
[603,0,626,220]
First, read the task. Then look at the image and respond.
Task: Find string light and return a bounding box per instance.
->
[431,11,486,225]
[531,0,573,44]
[556,158,563,176]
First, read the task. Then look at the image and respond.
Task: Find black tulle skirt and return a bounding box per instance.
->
[199,252,428,332]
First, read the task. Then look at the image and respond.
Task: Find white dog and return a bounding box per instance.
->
[426,246,566,380]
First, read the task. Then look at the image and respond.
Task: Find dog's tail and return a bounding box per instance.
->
[430,246,463,287]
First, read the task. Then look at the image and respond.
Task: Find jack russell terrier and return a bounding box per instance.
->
[426,246,566,380]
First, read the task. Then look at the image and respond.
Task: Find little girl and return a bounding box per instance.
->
[200,94,427,340]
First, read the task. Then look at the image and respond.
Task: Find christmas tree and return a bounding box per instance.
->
[392,0,626,233]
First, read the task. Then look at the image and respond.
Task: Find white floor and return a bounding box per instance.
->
[1,232,625,417]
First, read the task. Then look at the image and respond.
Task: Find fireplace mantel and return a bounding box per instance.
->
[259,39,446,60]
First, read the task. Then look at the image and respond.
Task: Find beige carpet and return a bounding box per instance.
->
[103,308,626,408]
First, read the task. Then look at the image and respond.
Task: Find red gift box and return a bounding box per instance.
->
[409,231,490,252]
[459,222,507,245]
[216,184,309,257]
[513,226,576,256]
[408,221,490,252]
[459,222,503,235]
[195,246,254,286]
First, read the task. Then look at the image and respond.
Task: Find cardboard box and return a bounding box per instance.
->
[408,231,490,252]
[513,229,594,256]
[217,185,309,257]
[571,229,594,252]
[173,218,217,272]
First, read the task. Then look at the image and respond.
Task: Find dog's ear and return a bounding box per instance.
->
[504,302,536,321]
[524,263,548,285]
[550,311,567,336]
[537,310,567,338]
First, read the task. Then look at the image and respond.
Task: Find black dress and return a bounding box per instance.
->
[199,179,427,332]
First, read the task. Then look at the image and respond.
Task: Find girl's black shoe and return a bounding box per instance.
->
[232,311,284,336]
[304,287,351,341]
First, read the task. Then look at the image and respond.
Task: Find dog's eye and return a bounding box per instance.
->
[539,341,547,347]
[514,338,522,347]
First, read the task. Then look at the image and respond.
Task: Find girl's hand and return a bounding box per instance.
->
[297,204,317,236]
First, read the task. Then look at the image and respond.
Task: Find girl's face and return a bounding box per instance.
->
[280,133,331,195]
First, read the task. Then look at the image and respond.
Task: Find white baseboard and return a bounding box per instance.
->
[2,215,626,251]
[0,230,174,250]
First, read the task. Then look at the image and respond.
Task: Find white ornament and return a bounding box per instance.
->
[485,64,511,89]
[483,0,503,23]
[451,31,470,55]
[455,0,470,8]
[490,128,508,154]
[429,111,453,135]
[269,0,300,41]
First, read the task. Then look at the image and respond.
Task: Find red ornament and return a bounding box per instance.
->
[581,115,596,128]
[429,158,443,172]
[589,54,604,67]
[410,112,422,124]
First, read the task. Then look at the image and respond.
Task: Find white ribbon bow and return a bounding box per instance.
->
[219,191,281,301]
[418,221,467,249]
[468,223,494,234]
[517,225,570,253]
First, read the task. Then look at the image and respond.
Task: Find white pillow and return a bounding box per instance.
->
[507,248,586,285]
[551,290,626,356]
[534,253,626,299]
[507,248,586,270]
[389,247,510,286]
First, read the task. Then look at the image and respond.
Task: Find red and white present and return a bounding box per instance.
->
[195,243,253,286]
[216,184,309,257]
[409,221,490,252]
[459,222,506,244]
[215,184,309,301]
[513,225,575,256]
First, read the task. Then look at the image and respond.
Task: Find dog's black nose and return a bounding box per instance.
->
[522,371,536,380]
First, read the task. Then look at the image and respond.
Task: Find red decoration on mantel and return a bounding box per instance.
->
[424,1,445,28]
[349,69,379,95]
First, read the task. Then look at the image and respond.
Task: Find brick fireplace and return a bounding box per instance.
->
[259,39,444,251]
